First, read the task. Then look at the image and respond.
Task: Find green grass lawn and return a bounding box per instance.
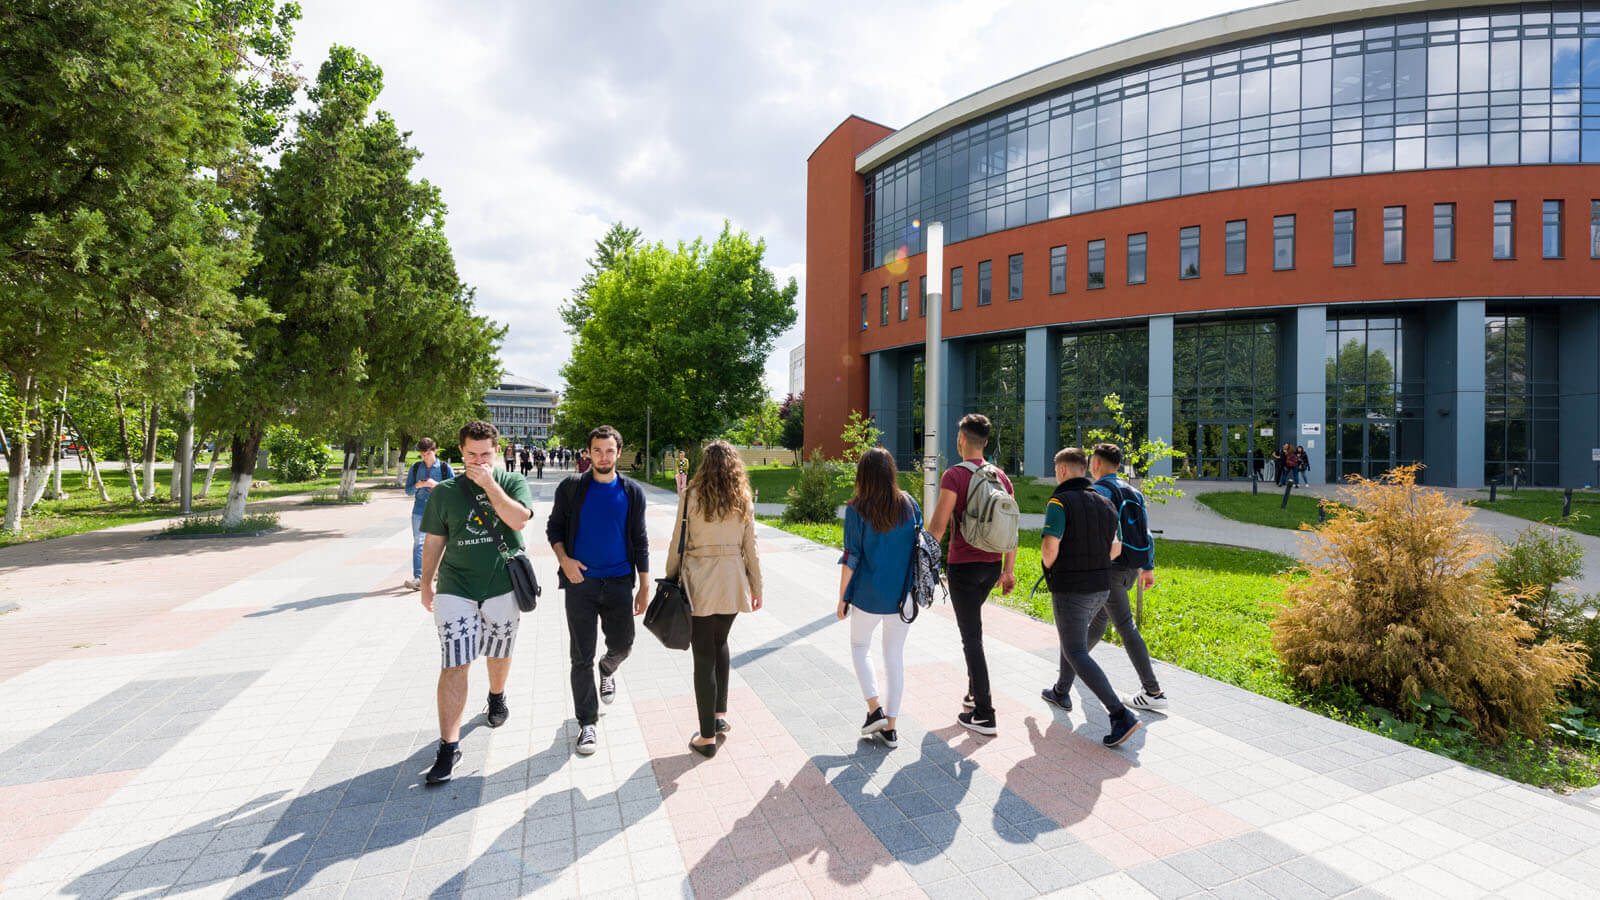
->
[1195,489,1338,530]
[0,468,343,549]
[1468,489,1600,537]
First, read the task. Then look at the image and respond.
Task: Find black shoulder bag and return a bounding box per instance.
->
[643,495,693,650]
[470,490,540,612]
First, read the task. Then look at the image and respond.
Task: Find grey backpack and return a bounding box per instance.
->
[957,461,1020,554]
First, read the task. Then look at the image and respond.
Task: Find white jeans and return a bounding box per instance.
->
[849,606,911,718]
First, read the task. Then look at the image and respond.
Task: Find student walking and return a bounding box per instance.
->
[1295,445,1310,485]
[666,441,764,758]
[1041,447,1142,747]
[417,421,534,783]
[927,414,1018,736]
[519,449,532,477]
[534,447,545,480]
[674,450,689,493]
[547,425,649,756]
[1043,443,1168,714]
[1273,443,1290,486]
[403,438,454,591]
[837,448,921,749]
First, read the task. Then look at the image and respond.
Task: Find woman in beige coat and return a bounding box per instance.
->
[666,440,763,758]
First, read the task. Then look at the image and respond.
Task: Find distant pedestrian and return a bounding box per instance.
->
[1041,447,1142,747]
[927,413,1019,737]
[547,426,649,756]
[675,450,689,493]
[417,420,534,783]
[1043,443,1168,714]
[1296,445,1310,485]
[667,441,764,758]
[838,447,920,750]
[519,448,532,477]
[534,447,545,480]
[403,438,454,591]
[1273,443,1290,486]
[1251,447,1264,481]
[504,444,515,471]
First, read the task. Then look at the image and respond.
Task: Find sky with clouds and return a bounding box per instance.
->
[287,0,1244,397]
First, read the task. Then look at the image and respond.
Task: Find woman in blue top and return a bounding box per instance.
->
[836,447,920,749]
[403,438,454,590]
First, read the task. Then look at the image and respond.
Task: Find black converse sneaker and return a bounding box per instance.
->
[860,707,888,736]
[958,710,998,735]
[599,672,617,704]
[425,741,461,785]
[575,724,598,756]
[486,692,509,728]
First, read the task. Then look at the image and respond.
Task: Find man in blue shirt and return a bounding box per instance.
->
[403,438,453,591]
[546,425,650,756]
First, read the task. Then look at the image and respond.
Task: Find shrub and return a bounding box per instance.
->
[783,450,838,524]
[263,425,328,483]
[1271,465,1586,741]
[1492,523,1586,640]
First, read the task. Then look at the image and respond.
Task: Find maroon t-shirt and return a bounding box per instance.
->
[940,459,1015,565]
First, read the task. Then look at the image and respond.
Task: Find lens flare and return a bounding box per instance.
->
[885,245,910,275]
[911,219,921,229]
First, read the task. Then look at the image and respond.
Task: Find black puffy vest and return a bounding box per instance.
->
[1044,477,1117,594]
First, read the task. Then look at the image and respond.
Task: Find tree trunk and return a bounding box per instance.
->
[1,374,31,533]
[175,387,195,513]
[45,388,67,500]
[339,437,361,500]
[141,402,160,500]
[63,410,111,502]
[222,430,261,527]
[382,437,390,477]
[394,432,412,487]
[112,384,144,502]
[200,434,221,499]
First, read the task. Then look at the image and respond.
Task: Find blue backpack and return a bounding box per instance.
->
[1098,478,1153,570]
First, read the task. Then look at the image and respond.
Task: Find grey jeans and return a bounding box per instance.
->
[1051,588,1126,716]
[1056,566,1162,696]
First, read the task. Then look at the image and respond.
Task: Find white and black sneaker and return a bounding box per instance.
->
[425,741,461,785]
[860,707,888,736]
[1125,690,1169,711]
[879,728,899,749]
[599,673,617,704]
[575,725,598,756]
[958,711,998,736]
[961,694,976,711]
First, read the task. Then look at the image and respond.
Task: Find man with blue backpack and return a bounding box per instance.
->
[1041,442,1168,716]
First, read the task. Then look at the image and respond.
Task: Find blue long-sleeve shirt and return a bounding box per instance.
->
[404,459,453,516]
[839,496,920,615]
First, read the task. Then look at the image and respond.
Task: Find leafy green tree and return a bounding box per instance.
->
[1086,393,1184,504]
[724,397,781,447]
[778,393,805,463]
[554,224,797,456]
[561,222,641,334]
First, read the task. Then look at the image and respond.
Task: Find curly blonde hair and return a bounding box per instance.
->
[688,440,753,522]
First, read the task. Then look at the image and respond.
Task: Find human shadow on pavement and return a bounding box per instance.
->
[243,592,368,617]
[59,723,552,900]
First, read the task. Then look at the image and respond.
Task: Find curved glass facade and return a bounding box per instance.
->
[864,3,1600,269]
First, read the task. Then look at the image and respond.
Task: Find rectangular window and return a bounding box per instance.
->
[1225,220,1247,274]
[1494,201,1515,259]
[1592,201,1600,260]
[880,286,889,326]
[950,266,963,310]
[859,294,867,331]
[1127,233,1147,284]
[1332,210,1355,267]
[1008,253,1024,300]
[1087,240,1106,289]
[1434,203,1455,261]
[1049,245,1067,294]
[1543,200,1563,259]
[1383,206,1405,264]
[898,280,909,321]
[978,260,992,305]
[1273,215,1295,270]
[919,275,927,317]
[1178,226,1200,278]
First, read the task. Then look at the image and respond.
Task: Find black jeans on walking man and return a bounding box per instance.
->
[565,576,635,726]
[947,561,1002,717]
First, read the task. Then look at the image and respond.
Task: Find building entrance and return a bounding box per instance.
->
[1197,421,1260,480]
[1331,418,1399,480]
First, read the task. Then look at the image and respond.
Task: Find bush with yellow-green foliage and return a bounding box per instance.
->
[1272,465,1587,741]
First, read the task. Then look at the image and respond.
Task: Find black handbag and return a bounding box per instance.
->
[470,490,540,612]
[644,495,693,650]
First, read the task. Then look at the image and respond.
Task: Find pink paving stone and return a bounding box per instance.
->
[0,768,138,881]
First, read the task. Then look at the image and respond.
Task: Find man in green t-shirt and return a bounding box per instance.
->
[418,420,533,784]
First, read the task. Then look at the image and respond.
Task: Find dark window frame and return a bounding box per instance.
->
[1049,245,1067,294]
[1434,203,1455,261]
[1178,226,1200,279]
[859,294,868,331]
[1383,206,1406,264]
[951,266,964,310]
[1225,219,1247,274]
[898,280,910,321]
[1333,209,1355,267]
[919,275,927,317]
[1493,200,1516,260]
[1087,239,1106,289]
[1542,199,1563,259]
[1008,253,1025,301]
[880,286,890,326]
[978,259,993,306]
[1273,214,1295,271]
[1127,233,1148,285]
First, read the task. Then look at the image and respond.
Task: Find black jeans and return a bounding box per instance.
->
[1052,589,1125,716]
[947,561,1002,718]
[565,576,635,726]
[690,613,737,739]
[1056,566,1161,696]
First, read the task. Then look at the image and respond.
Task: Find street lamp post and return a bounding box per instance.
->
[923,222,944,517]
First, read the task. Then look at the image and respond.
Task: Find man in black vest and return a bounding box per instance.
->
[1040,447,1143,748]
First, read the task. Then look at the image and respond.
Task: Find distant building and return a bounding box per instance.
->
[486,375,558,446]
[788,344,805,397]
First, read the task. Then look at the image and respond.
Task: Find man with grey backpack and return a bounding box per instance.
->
[928,413,1020,736]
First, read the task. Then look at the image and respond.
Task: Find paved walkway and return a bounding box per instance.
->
[2,476,1599,899]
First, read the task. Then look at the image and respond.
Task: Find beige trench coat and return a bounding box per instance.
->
[664,490,763,616]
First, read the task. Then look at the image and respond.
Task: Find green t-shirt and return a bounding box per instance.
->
[420,469,533,602]
[1042,496,1066,539]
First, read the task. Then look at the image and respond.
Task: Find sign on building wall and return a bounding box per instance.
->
[1301,423,1322,436]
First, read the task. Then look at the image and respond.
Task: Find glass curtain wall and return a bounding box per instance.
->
[1058,329,1149,453]
[1324,316,1425,480]
[1172,320,1280,479]
[892,353,926,472]
[969,338,1027,475]
[1485,313,1561,484]
[865,3,1600,269]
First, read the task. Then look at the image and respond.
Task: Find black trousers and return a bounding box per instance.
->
[690,613,737,739]
[947,561,1002,718]
[565,576,635,726]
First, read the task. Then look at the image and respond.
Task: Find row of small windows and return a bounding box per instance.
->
[860,200,1600,326]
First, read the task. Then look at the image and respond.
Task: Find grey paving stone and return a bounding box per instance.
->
[972,863,1040,899]
[1230,831,1303,867]
[404,861,468,898]
[1201,837,1275,877]
[925,876,980,899]
[1166,847,1238,889]
[1209,877,1277,899]
[873,820,934,856]
[1012,849,1094,893]
[1128,860,1206,899]
[343,871,411,900]
[523,838,578,873]
[1247,866,1331,898]
[1280,855,1361,896]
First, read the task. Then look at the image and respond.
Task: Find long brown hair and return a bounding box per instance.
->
[851,447,910,533]
[688,440,753,521]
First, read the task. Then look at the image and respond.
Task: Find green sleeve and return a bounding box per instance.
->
[1042,498,1066,539]
[504,470,533,511]
[420,482,449,535]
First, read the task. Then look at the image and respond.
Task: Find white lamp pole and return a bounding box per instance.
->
[922,222,944,516]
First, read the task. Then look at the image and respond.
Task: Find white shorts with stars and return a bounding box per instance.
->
[433,591,520,669]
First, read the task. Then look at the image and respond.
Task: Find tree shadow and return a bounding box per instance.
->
[0,525,346,574]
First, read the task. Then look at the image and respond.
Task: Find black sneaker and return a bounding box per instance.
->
[599,673,617,704]
[879,728,899,749]
[575,724,598,756]
[961,694,976,711]
[958,711,998,736]
[486,692,509,728]
[860,707,888,736]
[1103,710,1143,748]
[715,717,732,735]
[425,741,461,785]
[688,735,718,758]
[1041,687,1073,712]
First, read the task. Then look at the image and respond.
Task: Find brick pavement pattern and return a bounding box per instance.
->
[2,479,1599,899]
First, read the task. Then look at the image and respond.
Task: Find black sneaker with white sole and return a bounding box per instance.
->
[961,694,976,711]
[958,711,998,735]
[860,707,888,736]
[1041,686,1073,712]
[486,692,509,728]
[425,741,461,785]
[1103,710,1143,747]
[599,673,617,704]
[575,724,598,756]
[879,728,899,749]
